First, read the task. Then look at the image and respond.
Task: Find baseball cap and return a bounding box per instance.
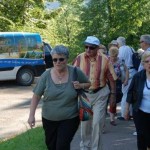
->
[84,36,100,46]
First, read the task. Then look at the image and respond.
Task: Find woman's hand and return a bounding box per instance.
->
[124,109,130,120]
[73,81,81,89]
[28,116,35,128]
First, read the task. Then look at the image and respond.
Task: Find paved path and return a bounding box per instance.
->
[71,117,137,150]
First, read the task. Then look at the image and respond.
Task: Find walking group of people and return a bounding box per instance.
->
[28,34,150,150]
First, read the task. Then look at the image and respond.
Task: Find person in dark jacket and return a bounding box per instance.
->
[125,51,150,150]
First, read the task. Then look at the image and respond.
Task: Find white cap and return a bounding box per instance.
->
[84,36,100,46]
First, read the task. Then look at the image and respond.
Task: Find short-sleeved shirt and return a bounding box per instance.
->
[73,52,117,90]
[118,45,133,68]
[33,65,89,121]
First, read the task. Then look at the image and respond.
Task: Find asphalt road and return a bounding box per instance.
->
[0,80,137,150]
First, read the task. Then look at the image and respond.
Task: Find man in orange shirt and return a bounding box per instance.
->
[73,36,117,150]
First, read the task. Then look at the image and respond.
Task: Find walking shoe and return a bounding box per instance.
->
[133,131,137,136]
[117,116,125,120]
[110,121,117,126]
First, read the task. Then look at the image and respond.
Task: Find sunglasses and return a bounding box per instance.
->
[85,45,97,50]
[52,58,65,62]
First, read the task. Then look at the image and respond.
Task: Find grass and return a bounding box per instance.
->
[0,127,47,150]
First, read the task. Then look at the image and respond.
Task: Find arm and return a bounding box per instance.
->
[73,67,91,90]
[124,102,130,120]
[28,94,41,128]
[107,68,116,103]
[73,81,91,90]
[107,62,117,105]
[123,64,129,86]
[109,79,116,102]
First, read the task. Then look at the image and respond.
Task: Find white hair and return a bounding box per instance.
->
[140,35,150,44]
[117,37,126,46]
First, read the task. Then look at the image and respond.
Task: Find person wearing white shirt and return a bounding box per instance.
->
[125,51,150,150]
[116,37,137,120]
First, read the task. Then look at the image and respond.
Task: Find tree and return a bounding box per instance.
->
[0,0,44,31]
[78,0,150,49]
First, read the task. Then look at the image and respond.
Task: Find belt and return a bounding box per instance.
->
[84,86,104,94]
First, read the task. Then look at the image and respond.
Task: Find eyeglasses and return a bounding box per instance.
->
[140,41,144,43]
[144,60,150,63]
[52,58,65,62]
[85,45,97,50]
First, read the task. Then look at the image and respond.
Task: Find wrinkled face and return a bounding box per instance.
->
[143,56,150,72]
[139,39,150,50]
[85,44,98,57]
[52,54,67,70]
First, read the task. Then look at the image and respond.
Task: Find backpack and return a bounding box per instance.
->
[130,48,141,71]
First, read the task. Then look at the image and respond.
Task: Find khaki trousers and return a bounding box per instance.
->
[80,85,110,150]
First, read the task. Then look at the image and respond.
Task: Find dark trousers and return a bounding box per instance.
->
[133,109,150,150]
[42,116,80,150]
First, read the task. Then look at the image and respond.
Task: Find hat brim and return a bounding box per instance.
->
[84,42,99,46]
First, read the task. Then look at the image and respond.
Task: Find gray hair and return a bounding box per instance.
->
[140,34,150,44]
[117,37,126,46]
[51,45,69,58]
[141,51,150,63]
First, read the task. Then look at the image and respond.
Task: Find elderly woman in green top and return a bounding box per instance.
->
[28,45,91,150]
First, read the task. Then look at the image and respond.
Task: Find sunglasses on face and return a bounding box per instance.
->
[85,45,97,50]
[52,58,65,62]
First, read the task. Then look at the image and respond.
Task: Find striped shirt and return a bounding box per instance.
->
[73,52,117,90]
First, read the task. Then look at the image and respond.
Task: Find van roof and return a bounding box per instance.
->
[0,32,40,36]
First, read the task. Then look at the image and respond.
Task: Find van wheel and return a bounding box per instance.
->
[17,68,34,86]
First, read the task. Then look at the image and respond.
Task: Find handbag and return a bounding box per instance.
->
[73,67,93,121]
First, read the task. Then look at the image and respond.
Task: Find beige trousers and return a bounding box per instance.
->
[80,85,110,150]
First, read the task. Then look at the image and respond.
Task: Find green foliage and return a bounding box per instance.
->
[78,0,150,50]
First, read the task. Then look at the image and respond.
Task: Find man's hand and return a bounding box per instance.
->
[109,93,116,107]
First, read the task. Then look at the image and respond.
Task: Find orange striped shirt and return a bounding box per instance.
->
[73,52,117,90]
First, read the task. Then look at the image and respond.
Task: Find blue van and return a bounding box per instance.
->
[0,32,46,86]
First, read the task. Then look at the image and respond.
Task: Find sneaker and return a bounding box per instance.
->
[133,131,137,136]
[117,117,125,120]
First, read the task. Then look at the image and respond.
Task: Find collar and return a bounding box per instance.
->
[146,47,150,51]
[84,52,98,61]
